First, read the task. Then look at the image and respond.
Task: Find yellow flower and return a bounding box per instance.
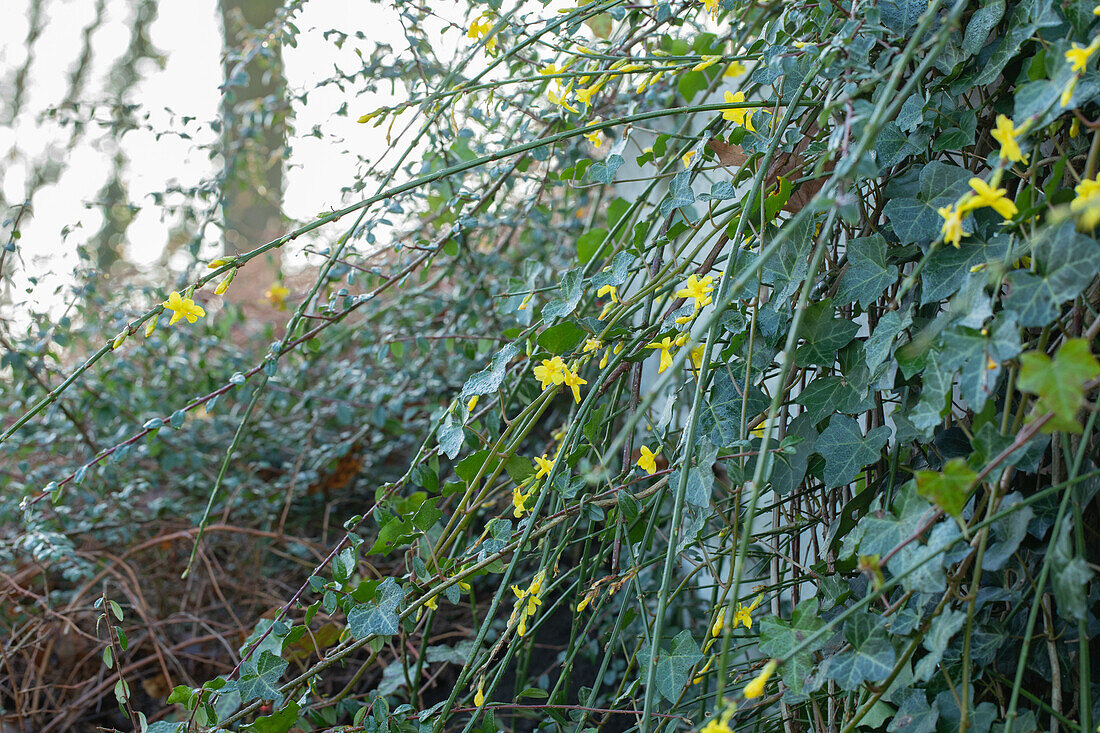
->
[724,60,747,77]
[732,594,764,629]
[576,84,602,107]
[676,274,715,311]
[1061,76,1078,108]
[513,484,534,517]
[583,338,603,353]
[143,319,157,338]
[510,571,545,636]
[710,609,726,638]
[722,91,755,131]
[701,717,733,733]
[702,0,719,17]
[207,256,233,269]
[637,445,659,474]
[692,657,713,685]
[214,269,236,295]
[1071,176,1100,228]
[1071,118,1081,138]
[584,130,602,147]
[693,55,721,72]
[533,356,567,390]
[991,114,1027,164]
[960,178,1017,220]
[265,284,290,309]
[1065,37,1100,74]
[597,284,620,320]
[533,454,553,479]
[425,595,438,610]
[937,204,967,248]
[743,659,777,699]
[467,395,479,412]
[645,336,675,373]
[683,150,697,167]
[163,291,206,326]
[539,63,560,77]
[562,364,587,403]
[548,88,578,113]
[517,293,533,311]
[689,345,705,369]
[474,679,485,707]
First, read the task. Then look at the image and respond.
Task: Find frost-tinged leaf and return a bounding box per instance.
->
[942,316,1020,412]
[462,344,520,399]
[659,172,696,217]
[836,235,895,307]
[889,688,939,733]
[815,416,889,488]
[588,154,623,184]
[770,413,817,496]
[347,578,406,639]
[653,630,702,702]
[238,651,288,704]
[542,270,583,319]
[438,413,464,459]
[700,364,769,447]
[982,493,1032,571]
[1050,516,1094,622]
[760,216,813,302]
[822,637,895,690]
[921,235,1010,304]
[1017,338,1100,433]
[1003,223,1100,326]
[915,458,975,519]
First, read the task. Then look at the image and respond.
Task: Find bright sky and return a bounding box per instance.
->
[0,0,430,316]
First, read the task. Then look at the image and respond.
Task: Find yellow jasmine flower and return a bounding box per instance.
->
[597,284,620,320]
[693,55,722,72]
[562,364,587,403]
[960,178,1017,220]
[510,571,545,636]
[1061,76,1078,108]
[576,594,592,612]
[637,445,659,474]
[692,657,713,685]
[701,707,735,733]
[539,63,560,77]
[702,0,719,17]
[710,609,726,638]
[585,130,603,147]
[724,60,747,76]
[937,204,967,248]
[683,150,697,167]
[722,91,755,131]
[214,269,236,295]
[1071,176,1100,227]
[517,293,533,311]
[513,484,534,517]
[743,659,777,699]
[143,319,157,338]
[676,274,715,311]
[646,337,675,373]
[1065,37,1100,74]
[732,594,764,629]
[533,356,568,389]
[264,284,290,309]
[163,291,206,326]
[533,454,553,479]
[583,338,603,352]
[207,256,233,269]
[467,395,479,412]
[793,41,808,48]
[548,88,579,113]
[1071,118,1080,138]
[991,114,1027,164]
[599,342,622,369]
[689,345,705,369]
[111,331,127,350]
[474,679,485,707]
[674,333,689,348]
[576,84,602,107]
[425,594,438,610]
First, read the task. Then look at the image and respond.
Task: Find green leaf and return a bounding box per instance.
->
[760,216,813,302]
[913,609,966,681]
[588,154,623,185]
[921,235,1010,304]
[908,348,954,437]
[942,316,1020,412]
[758,598,825,701]
[836,235,895,308]
[982,493,1033,571]
[1017,338,1100,433]
[972,0,1055,87]
[915,458,975,518]
[677,70,708,102]
[815,416,889,488]
[238,651,288,704]
[1003,223,1100,326]
[542,270,583,319]
[770,413,817,496]
[1050,515,1094,622]
[795,300,859,366]
[889,688,939,733]
[963,0,1005,54]
[243,701,301,733]
[653,629,702,702]
[821,621,896,690]
[699,363,770,447]
[462,345,520,398]
[347,577,405,639]
[795,376,873,424]
[577,228,610,264]
[883,161,971,244]
[537,322,587,354]
[438,413,464,459]
[660,172,695,217]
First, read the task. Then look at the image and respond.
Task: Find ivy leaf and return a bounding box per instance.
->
[659,172,696,217]
[461,344,520,399]
[1003,223,1100,326]
[238,651,288,704]
[883,161,971,244]
[942,316,1020,412]
[1017,338,1100,433]
[758,598,825,701]
[537,322,586,354]
[760,216,813,302]
[982,493,1033,571]
[242,701,300,733]
[865,307,912,376]
[972,0,1056,87]
[347,577,406,639]
[588,154,623,185]
[879,0,924,33]
[1050,516,1094,622]
[795,300,859,366]
[921,235,1010,304]
[915,457,976,518]
[913,609,966,682]
[821,632,895,690]
[795,376,873,425]
[815,416,890,488]
[699,363,770,447]
[542,270,583,319]
[770,413,817,496]
[889,688,939,733]
[836,235,896,308]
[653,630,702,702]
[438,413,464,459]
[908,348,954,438]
